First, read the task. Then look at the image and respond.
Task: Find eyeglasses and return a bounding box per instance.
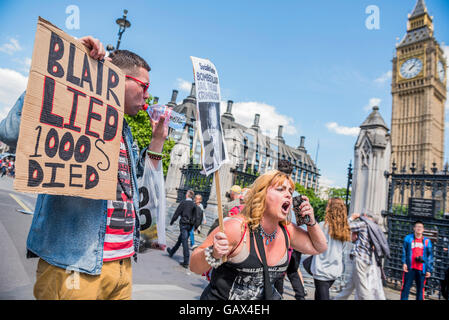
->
[125,75,150,92]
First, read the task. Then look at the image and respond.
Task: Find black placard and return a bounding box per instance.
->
[408,197,436,218]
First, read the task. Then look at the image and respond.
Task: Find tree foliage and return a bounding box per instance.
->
[326,187,351,210]
[327,187,350,201]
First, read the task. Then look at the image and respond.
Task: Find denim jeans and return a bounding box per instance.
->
[190,227,195,246]
[171,224,191,264]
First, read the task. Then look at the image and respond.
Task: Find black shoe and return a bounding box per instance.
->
[167,247,174,257]
[180,262,189,269]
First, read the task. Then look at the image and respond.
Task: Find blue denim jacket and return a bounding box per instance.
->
[0,92,144,275]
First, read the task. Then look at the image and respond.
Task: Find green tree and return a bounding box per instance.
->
[124,95,175,177]
[326,187,351,207]
[327,187,349,199]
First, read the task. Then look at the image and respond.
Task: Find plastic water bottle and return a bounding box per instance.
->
[143,104,186,131]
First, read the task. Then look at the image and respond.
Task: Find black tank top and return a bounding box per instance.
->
[200,224,289,300]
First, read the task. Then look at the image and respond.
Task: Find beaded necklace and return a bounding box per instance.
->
[258,225,278,245]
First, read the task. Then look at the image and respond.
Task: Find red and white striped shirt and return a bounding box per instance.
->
[103,136,135,262]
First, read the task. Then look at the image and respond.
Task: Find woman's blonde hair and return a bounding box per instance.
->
[241,170,295,231]
[324,198,351,242]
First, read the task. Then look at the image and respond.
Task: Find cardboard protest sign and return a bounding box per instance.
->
[190,56,228,176]
[14,17,124,200]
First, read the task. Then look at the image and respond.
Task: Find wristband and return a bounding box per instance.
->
[307,220,317,227]
[147,150,163,160]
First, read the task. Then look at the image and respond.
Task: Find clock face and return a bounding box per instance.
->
[437,60,445,82]
[400,58,423,79]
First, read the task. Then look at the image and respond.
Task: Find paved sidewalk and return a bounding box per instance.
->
[0,177,433,300]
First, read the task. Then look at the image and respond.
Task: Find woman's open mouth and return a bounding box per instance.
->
[281,201,291,213]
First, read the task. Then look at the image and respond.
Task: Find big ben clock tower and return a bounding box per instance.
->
[391,0,447,171]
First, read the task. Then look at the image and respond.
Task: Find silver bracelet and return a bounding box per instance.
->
[204,246,223,268]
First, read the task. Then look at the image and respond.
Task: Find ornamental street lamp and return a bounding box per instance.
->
[107,9,131,53]
[345,160,352,211]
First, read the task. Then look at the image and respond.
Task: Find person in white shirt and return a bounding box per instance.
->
[311,198,351,300]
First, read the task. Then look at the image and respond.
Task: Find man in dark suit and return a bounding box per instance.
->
[167,190,196,268]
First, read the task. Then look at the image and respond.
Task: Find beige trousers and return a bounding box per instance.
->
[33,258,132,300]
[334,258,374,300]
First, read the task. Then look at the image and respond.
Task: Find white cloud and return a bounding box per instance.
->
[175,78,192,93]
[374,70,392,84]
[220,101,298,138]
[317,176,343,198]
[0,38,22,55]
[319,176,336,188]
[364,97,381,112]
[325,122,360,136]
[443,44,449,65]
[0,68,28,120]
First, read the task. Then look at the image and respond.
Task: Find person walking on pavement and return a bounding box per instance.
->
[400,220,434,300]
[207,185,242,235]
[311,198,351,300]
[190,194,204,249]
[1,158,9,177]
[334,212,378,300]
[167,190,197,268]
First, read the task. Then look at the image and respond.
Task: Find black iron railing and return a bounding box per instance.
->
[176,163,213,208]
[231,167,259,188]
[383,162,449,298]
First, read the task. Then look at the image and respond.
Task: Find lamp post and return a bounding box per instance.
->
[107,9,131,53]
[345,160,353,211]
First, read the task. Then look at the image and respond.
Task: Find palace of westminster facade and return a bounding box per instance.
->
[163,85,320,195]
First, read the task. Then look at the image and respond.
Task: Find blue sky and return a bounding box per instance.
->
[0,0,448,189]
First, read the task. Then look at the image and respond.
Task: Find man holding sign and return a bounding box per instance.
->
[0,19,168,300]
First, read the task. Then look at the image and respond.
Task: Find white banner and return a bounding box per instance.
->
[137,156,166,250]
[190,56,228,176]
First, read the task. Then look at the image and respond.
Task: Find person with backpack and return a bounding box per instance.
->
[167,190,197,268]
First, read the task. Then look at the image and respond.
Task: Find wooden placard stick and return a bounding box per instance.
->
[214,170,227,263]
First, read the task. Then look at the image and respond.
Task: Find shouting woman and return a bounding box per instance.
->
[190,170,327,300]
